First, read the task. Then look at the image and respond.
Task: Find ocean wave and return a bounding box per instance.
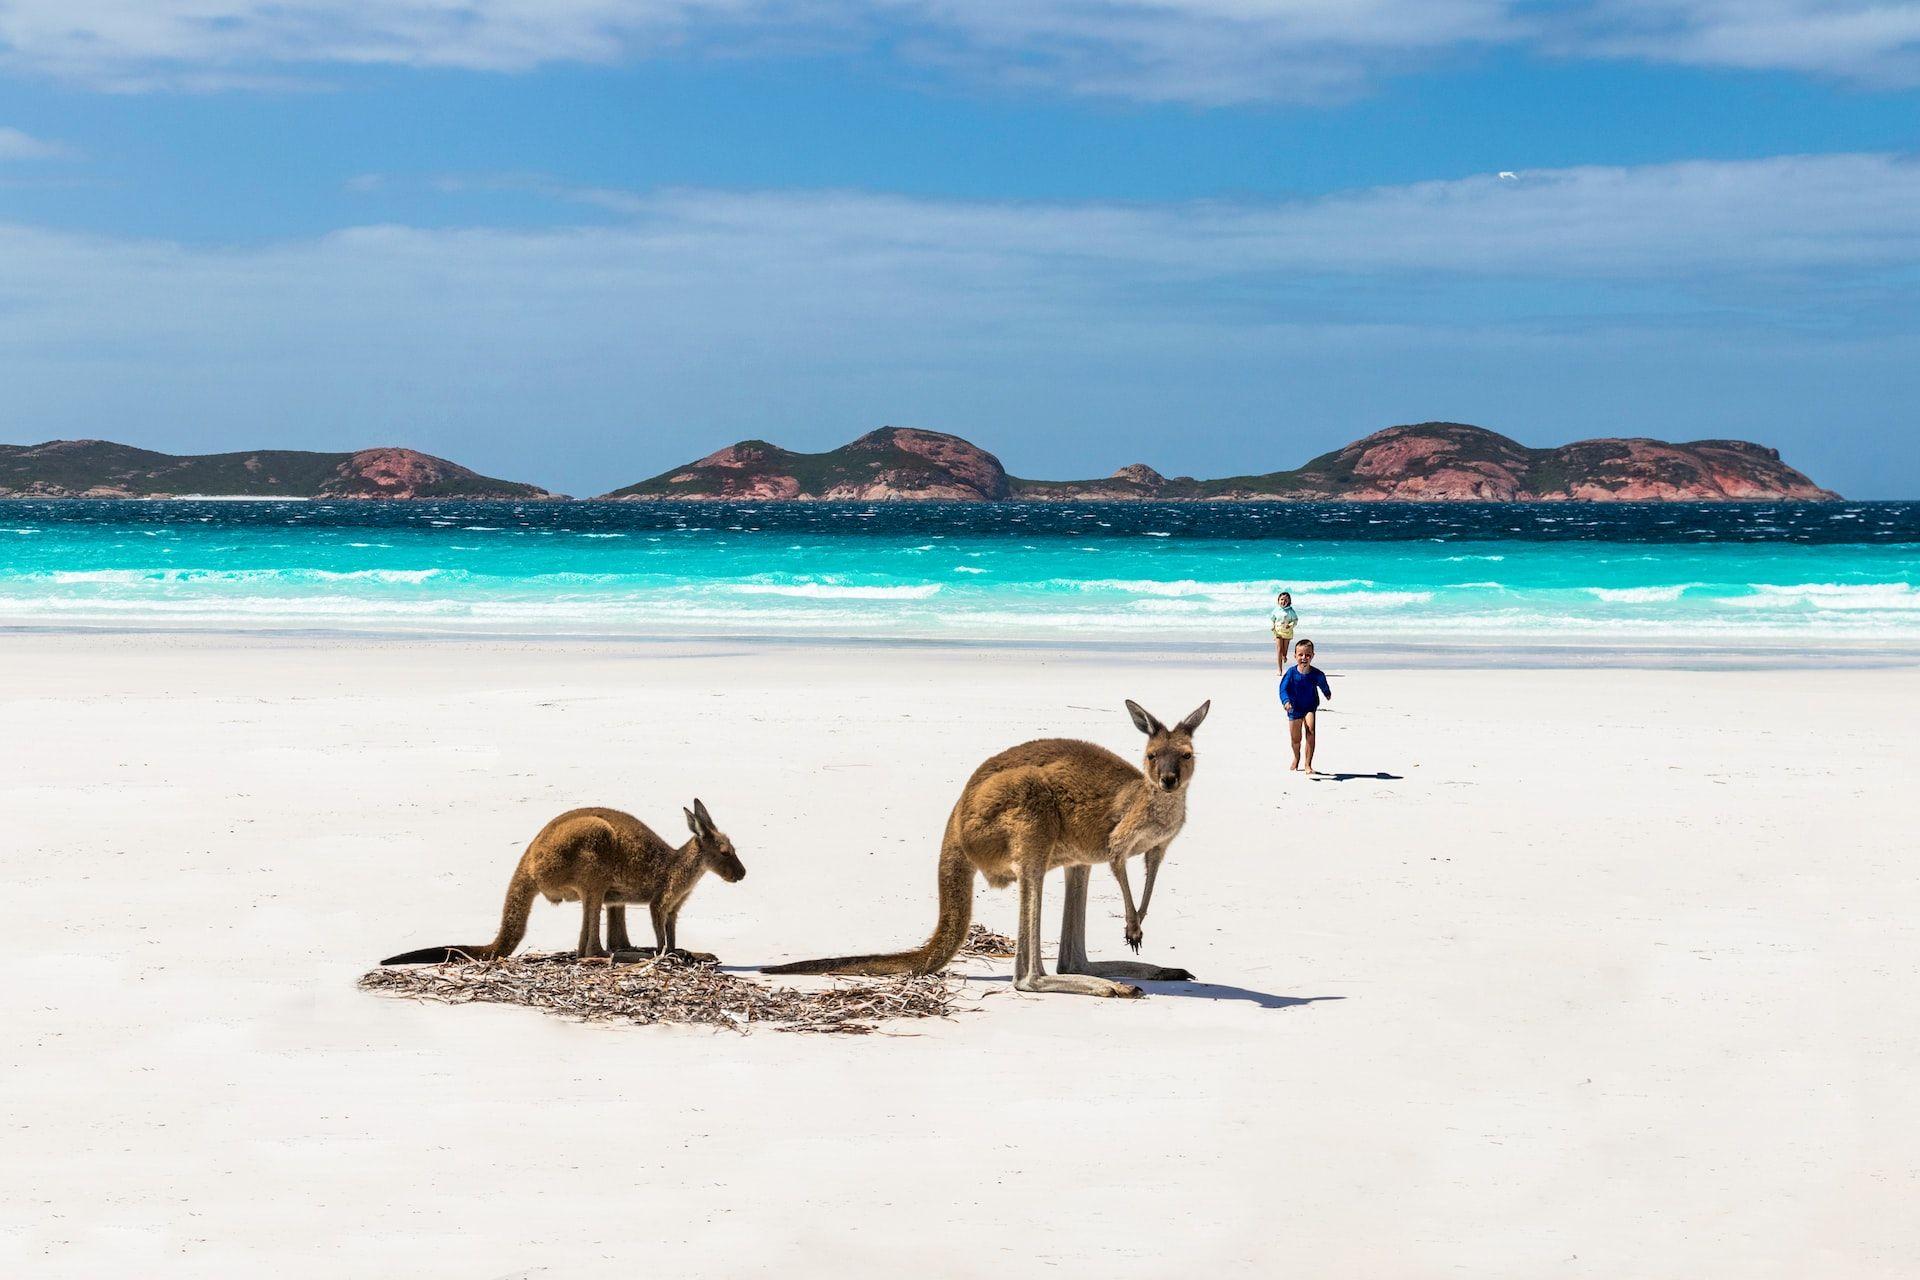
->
[1308,590,1436,610]
[38,567,449,586]
[1062,578,1260,597]
[1734,582,1920,611]
[1584,584,1699,604]
[314,568,444,584]
[1128,599,1218,614]
[1059,578,1374,597]
[729,583,943,600]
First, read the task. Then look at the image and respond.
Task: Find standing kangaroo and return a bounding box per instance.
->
[381,799,745,965]
[763,699,1208,998]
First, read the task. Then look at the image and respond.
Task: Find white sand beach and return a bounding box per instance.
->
[4,634,1916,1277]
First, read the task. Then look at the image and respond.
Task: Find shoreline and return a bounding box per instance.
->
[6,625,1919,668]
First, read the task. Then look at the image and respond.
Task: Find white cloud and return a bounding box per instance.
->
[0,125,67,160]
[872,0,1521,104]
[601,152,1920,285]
[3,154,1915,353]
[1581,1,1920,86]
[0,1,1913,100]
[0,153,1913,491]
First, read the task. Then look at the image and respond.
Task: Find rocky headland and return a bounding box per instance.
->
[1,423,1837,502]
[0,440,561,500]
[601,423,1838,502]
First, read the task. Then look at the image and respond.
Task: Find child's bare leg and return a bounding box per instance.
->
[1302,711,1318,772]
[1276,638,1287,671]
[1288,717,1303,770]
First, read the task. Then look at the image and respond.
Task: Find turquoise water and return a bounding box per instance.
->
[2,500,1916,646]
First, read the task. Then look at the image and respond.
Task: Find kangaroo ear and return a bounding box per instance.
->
[1125,699,1165,737]
[1176,700,1211,735]
[684,806,703,836]
[692,798,714,831]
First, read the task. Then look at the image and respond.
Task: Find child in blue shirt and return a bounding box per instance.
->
[1278,637,1332,773]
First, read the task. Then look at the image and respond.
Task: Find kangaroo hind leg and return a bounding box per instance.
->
[608,905,666,960]
[577,887,608,958]
[1058,864,1194,983]
[662,908,718,965]
[1012,850,1141,999]
[606,905,636,953]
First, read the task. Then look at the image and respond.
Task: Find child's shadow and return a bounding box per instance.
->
[1312,770,1403,782]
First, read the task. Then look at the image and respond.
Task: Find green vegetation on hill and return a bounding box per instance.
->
[0,440,551,499]
[0,442,342,496]
[603,428,1012,499]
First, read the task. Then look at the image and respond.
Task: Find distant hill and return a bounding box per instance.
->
[602,423,1839,502]
[0,440,560,500]
[2,424,1837,502]
[600,428,1014,501]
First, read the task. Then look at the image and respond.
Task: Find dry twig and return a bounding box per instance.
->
[959,923,1016,959]
[359,951,960,1035]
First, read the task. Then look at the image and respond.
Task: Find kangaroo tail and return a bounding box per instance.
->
[379,944,500,965]
[381,868,539,965]
[763,832,974,977]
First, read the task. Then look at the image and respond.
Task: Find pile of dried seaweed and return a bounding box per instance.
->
[358,951,962,1035]
[959,923,1017,959]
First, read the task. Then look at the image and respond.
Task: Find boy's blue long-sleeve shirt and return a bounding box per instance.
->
[1279,664,1331,719]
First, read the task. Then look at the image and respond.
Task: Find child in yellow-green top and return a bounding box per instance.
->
[1269,590,1297,672]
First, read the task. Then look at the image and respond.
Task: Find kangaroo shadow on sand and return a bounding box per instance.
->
[959,972,1343,1011]
[1311,769,1403,783]
[741,957,1342,1011]
[1139,981,1345,1010]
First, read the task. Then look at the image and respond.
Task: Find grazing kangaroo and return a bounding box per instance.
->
[763,699,1208,998]
[381,799,745,965]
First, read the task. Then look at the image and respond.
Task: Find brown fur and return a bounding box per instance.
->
[763,699,1208,997]
[381,799,745,965]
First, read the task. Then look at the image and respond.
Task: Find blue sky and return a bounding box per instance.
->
[0,2,1916,496]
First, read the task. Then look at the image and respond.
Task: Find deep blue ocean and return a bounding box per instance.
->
[3,499,1917,646]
